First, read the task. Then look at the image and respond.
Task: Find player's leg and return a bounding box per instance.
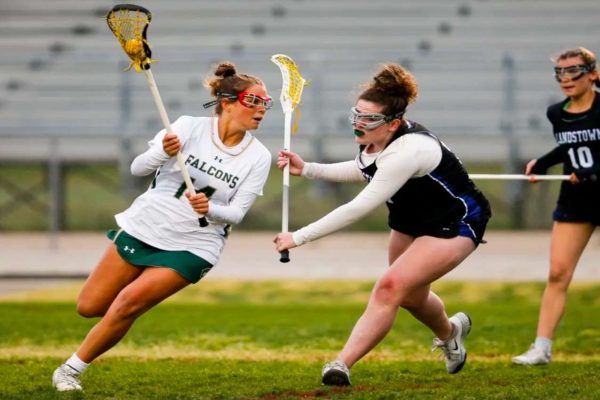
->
[53,267,190,391]
[322,231,414,386]
[387,229,414,265]
[513,221,594,365]
[538,222,594,337]
[77,266,190,363]
[387,236,474,374]
[326,235,474,381]
[76,243,143,318]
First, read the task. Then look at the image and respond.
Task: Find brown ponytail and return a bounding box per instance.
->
[358,63,419,116]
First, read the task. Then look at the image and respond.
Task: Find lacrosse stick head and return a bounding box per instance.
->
[271,54,307,113]
[106,4,154,72]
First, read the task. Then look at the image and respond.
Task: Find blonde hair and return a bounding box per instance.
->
[553,47,599,87]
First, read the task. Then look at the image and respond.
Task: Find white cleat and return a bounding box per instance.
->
[512,345,551,365]
[321,360,351,386]
[52,364,82,392]
[432,312,472,374]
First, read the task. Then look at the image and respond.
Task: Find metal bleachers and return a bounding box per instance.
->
[1,0,600,162]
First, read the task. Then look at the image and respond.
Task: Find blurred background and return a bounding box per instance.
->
[1,0,599,235]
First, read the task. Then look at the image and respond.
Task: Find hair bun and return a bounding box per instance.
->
[215,62,237,78]
[372,64,418,104]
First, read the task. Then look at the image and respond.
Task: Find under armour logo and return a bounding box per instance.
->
[123,246,135,254]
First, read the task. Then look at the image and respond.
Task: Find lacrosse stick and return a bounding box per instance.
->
[469,174,569,181]
[106,4,208,227]
[271,54,307,263]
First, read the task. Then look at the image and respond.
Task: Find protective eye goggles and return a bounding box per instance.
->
[203,91,273,110]
[348,107,404,130]
[554,64,594,82]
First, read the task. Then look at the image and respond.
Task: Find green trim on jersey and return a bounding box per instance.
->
[107,229,213,283]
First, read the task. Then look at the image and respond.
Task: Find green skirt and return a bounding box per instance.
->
[107,229,213,283]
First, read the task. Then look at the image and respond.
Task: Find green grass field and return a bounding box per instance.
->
[1,280,600,399]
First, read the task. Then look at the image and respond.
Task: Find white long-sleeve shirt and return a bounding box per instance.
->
[116,116,271,264]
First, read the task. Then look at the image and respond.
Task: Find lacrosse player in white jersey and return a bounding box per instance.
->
[52,62,272,392]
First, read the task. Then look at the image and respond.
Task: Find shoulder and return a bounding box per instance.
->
[173,115,211,131]
[546,99,567,123]
[249,138,272,165]
[378,133,441,173]
[390,120,440,150]
[387,132,440,155]
[172,116,213,143]
[592,91,600,119]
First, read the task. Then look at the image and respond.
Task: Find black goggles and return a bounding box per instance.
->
[554,64,594,82]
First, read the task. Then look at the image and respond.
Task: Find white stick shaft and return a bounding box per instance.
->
[144,69,173,133]
[143,69,206,221]
[282,111,292,233]
[469,174,570,181]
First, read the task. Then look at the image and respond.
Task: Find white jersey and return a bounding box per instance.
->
[115,116,271,265]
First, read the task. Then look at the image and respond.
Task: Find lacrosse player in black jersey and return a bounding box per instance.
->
[273,63,491,385]
[513,47,600,366]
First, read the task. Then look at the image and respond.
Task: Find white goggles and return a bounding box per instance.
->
[348,107,404,130]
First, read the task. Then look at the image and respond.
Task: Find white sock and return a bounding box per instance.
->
[441,322,458,342]
[65,353,89,375]
[534,337,553,354]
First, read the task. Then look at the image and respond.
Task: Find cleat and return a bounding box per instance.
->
[432,312,471,374]
[321,360,351,386]
[512,345,551,365]
[52,364,82,392]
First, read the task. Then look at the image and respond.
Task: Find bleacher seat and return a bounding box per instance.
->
[1,0,600,161]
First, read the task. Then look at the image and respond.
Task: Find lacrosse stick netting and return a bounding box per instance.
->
[106,4,208,227]
[271,54,307,263]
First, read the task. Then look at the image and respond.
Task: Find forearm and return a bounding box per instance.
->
[293,162,414,245]
[130,145,171,176]
[292,196,377,245]
[531,146,563,174]
[302,161,365,182]
[206,190,259,225]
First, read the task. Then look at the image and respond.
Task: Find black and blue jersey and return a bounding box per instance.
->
[358,121,491,244]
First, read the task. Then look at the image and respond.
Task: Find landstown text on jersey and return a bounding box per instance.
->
[556,128,600,144]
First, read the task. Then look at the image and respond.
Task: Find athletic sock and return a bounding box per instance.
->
[65,353,89,375]
[534,337,553,354]
[443,321,458,342]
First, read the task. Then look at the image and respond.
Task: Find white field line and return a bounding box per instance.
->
[2,345,599,363]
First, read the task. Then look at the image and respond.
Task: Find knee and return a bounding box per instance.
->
[76,292,143,320]
[76,300,106,318]
[109,292,146,321]
[547,260,574,287]
[373,275,410,308]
